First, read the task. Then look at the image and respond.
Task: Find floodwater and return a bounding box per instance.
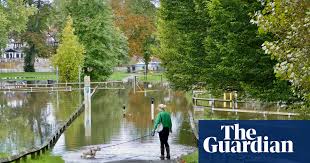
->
[0,90,81,156]
[0,83,299,162]
[0,84,197,162]
[51,85,197,162]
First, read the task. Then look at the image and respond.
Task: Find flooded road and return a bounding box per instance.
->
[0,84,197,162]
[51,86,196,162]
[0,83,298,162]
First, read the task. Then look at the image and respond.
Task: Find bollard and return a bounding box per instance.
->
[49,140,53,147]
[123,104,126,117]
[151,97,154,121]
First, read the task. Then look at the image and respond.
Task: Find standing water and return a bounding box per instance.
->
[0,84,197,162]
[52,84,197,162]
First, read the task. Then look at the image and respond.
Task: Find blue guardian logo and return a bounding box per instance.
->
[203,124,294,153]
[199,120,310,163]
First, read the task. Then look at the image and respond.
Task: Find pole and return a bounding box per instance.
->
[230,92,233,108]
[151,97,154,121]
[223,93,226,108]
[123,104,126,117]
[56,66,59,84]
[78,66,81,89]
[234,91,238,109]
[84,76,91,137]
[133,76,136,94]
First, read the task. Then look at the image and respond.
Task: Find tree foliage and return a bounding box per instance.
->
[0,0,36,48]
[52,16,84,82]
[66,0,128,81]
[23,0,54,72]
[111,0,156,56]
[158,0,293,101]
[158,0,208,90]
[254,0,310,100]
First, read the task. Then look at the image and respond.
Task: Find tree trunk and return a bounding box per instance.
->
[24,44,36,72]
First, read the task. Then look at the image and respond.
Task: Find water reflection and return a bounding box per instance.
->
[0,91,81,156]
[52,85,197,161]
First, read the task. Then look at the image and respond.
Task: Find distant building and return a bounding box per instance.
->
[1,40,25,60]
[127,56,163,73]
[1,34,58,62]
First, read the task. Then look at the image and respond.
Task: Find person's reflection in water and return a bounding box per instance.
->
[152,104,172,160]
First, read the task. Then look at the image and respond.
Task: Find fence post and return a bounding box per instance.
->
[56,66,59,84]
[151,97,155,121]
[223,93,227,108]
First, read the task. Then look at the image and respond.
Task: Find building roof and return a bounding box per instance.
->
[5,49,17,53]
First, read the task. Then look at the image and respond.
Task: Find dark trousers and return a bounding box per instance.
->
[159,127,170,149]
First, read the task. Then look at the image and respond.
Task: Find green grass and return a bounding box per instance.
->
[108,71,131,81]
[0,72,56,81]
[0,152,64,163]
[138,73,166,82]
[181,151,198,163]
[108,71,167,82]
[0,153,9,158]
[27,153,64,163]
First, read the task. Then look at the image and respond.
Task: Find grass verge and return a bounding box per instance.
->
[27,152,64,163]
[0,72,56,81]
[108,71,131,81]
[137,73,166,82]
[181,151,198,163]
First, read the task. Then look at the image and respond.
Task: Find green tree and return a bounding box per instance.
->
[0,0,36,48]
[52,16,84,82]
[23,0,54,72]
[158,0,210,90]
[203,0,293,101]
[158,0,293,101]
[254,0,310,101]
[66,0,128,81]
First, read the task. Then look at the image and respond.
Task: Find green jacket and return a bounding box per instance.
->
[153,111,172,131]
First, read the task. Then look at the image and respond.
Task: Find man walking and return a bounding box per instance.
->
[152,104,172,160]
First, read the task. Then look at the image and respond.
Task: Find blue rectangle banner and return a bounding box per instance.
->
[198,120,310,163]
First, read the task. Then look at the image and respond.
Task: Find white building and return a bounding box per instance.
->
[1,40,25,60]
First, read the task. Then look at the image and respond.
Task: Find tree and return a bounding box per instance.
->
[111,0,156,56]
[66,0,128,81]
[158,0,209,90]
[158,0,293,101]
[202,0,294,101]
[52,16,84,82]
[0,0,36,49]
[254,0,310,101]
[23,0,54,72]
